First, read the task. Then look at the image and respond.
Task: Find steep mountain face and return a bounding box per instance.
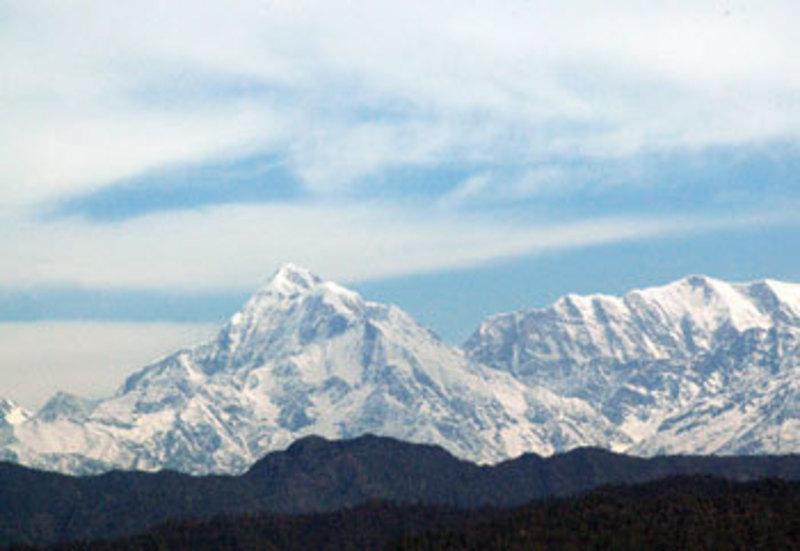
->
[465,275,800,455]
[1,265,624,475]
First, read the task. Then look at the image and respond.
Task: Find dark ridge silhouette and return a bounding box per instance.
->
[2,434,800,547]
[34,477,800,550]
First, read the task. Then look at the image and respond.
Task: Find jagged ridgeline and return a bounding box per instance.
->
[1,265,799,475]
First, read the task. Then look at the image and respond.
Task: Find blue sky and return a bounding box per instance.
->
[2,0,800,406]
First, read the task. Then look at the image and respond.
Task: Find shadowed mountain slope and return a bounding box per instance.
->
[42,477,800,551]
[2,434,800,547]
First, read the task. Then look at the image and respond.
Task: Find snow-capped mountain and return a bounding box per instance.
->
[465,275,800,455]
[3,269,798,475]
[0,264,624,475]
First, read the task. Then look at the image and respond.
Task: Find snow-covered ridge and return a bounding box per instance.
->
[2,267,799,475]
[467,274,800,367]
[465,274,800,455]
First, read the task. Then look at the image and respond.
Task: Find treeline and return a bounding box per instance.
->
[3,436,800,547]
[32,476,800,551]
[406,476,800,550]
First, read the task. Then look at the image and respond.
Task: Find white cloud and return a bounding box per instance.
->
[0,322,216,409]
[2,0,799,204]
[2,0,799,294]
[0,200,793,291]
[441,167,580,207]
[509,167,576,198]
[438,174,492,208]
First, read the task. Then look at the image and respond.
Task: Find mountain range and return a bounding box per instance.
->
[1,264,799,475]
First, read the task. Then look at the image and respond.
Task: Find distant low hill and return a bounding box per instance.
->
[3,434,800,547]
[42,477,800,551]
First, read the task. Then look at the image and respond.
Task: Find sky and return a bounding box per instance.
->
[2,1,800,408]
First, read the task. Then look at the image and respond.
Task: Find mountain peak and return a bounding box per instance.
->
[267,263,323,294]
[246,263,363,314]
[217,263,370,361]
[35,392,96,423]
[0,398,30,426]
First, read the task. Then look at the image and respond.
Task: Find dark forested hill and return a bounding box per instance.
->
[40,477,800,550]
[3,434,800,547]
